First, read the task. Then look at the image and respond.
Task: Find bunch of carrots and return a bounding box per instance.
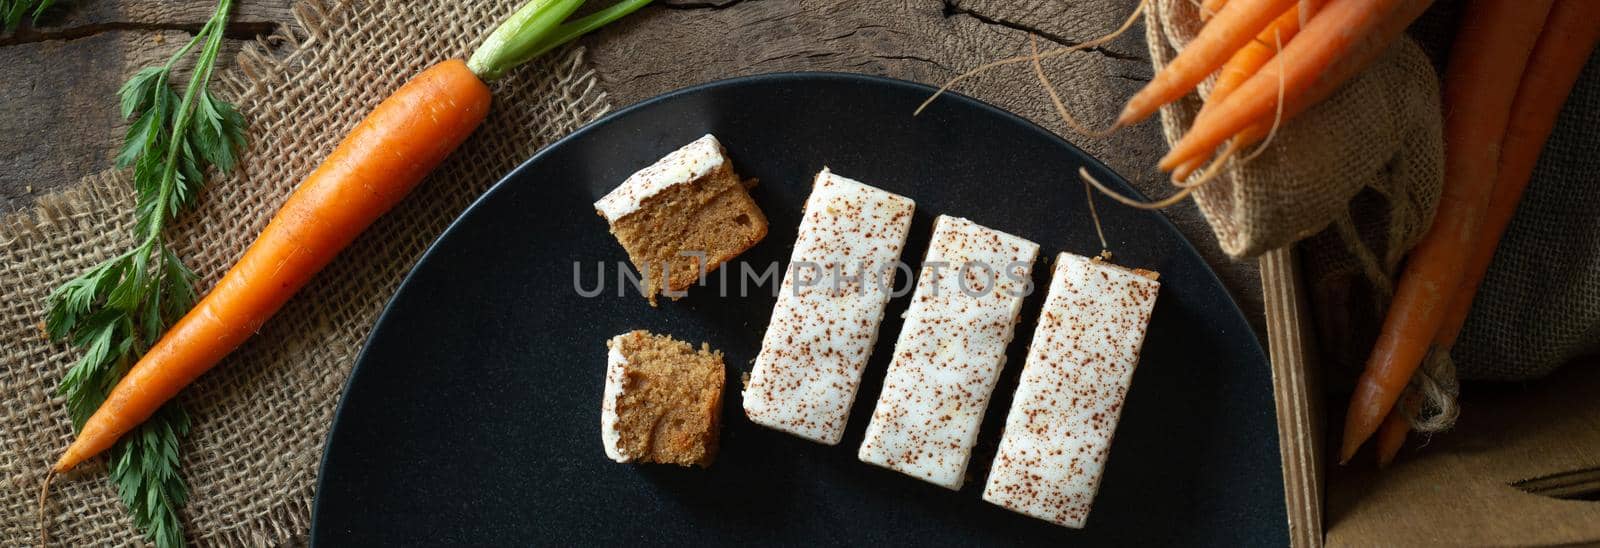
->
[930,0,1440,206]
[43,0,650,520]
[1130,0,1436,186]
[928,0,1432,196]
[1344,0,1600,466]
[945,0,1596,467]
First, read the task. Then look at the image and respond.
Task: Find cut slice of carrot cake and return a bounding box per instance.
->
[982,252,1159,528]
[601,330,727,467]
[858,215,1039,489]
[595,134,768,305]
[742,169,916,445]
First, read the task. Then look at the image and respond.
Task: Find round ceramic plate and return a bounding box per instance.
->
[311,73,1285,546]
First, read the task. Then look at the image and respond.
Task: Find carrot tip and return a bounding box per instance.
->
[1114,109,1140,129]
[1338,435,1363,465]
[1376,451,1397,469]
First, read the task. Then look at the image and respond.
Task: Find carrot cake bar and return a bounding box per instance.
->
[742,169,916,445]
[982,252,1159,528]
[601,330,726,467]
[858,215,1039,489]
[594,134,768,305]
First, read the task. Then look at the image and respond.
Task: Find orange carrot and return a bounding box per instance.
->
[1200,0,1230,20]
[49,0,653,476]
[1298,0,1324,26]
[1158,0,1432,172]
[1432,0,1600,350]
[1116,0,1298,127]
[1339,0,1554,464]
[1382,3,1597,462]
[1173,3,1301,179]
[1372,398,1411,467]
[52,59,492,473]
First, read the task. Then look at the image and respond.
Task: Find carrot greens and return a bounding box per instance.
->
[44,1,241,546]
[1,0,56,32]
[43,0,653,545]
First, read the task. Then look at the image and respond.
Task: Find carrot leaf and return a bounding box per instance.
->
[110,404,189,548]
[43,0,241,545]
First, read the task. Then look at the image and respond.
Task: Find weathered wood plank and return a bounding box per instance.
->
[0,0,294,213]
[2,30,185,212]
[25,0,292,30]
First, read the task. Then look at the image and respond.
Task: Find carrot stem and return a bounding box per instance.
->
[468,0,588,81]
[525,0,654,61]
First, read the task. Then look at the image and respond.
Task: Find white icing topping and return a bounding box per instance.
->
[600,336,631,463]
[981,252,1159,528]
[858,215,1039,489]
[594,134,728,222]
[743,169,916,445]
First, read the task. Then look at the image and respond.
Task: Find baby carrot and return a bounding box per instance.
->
[1339,0,1554,464]
[1432,0,1600,350]
[1172,3,1301,179]
[1158,0,1432,172]
[1116,0,1297,127]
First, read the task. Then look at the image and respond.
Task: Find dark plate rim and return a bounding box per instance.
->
[309,71,1268,541]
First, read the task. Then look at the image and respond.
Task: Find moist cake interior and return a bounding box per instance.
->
[610,331,726,467]
[609,162,767,305]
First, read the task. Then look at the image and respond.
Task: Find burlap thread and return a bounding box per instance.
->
[1,0,610,544]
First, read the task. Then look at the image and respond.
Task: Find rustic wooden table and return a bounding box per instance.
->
[0,0,1265,331]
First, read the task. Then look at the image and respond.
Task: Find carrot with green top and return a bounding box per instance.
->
[51,0,654,475]
[1339,0,1553,464]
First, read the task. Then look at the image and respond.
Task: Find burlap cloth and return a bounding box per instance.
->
[1147,1,1600,430]
[1,0,611,544]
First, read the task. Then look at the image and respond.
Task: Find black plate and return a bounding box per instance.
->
[312,73,1284,546]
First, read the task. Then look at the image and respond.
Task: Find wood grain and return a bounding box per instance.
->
[0,0,291,212]
[1261,246,1326,548]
